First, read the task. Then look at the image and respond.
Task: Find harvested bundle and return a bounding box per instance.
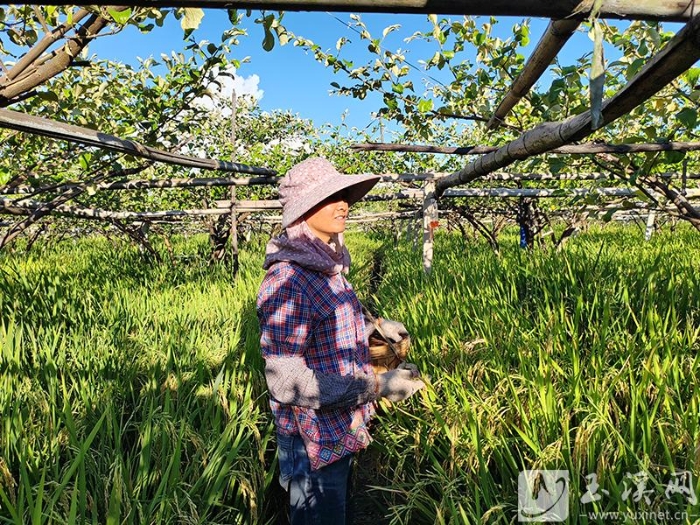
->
[369,333,410,374]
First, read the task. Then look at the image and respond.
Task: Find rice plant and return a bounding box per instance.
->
[0,235,277,524]
[368,224,700,524]
[2,224,700,524]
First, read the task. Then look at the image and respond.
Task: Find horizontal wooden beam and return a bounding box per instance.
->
[250,211,420,224]
[443,187,700,198]
[5,172,695,195]
[16,1,696,21]
[221,199,282,210]
[0,197,230,220]
[0,176,280,195]
[0,108,276,176]
[378,171,700,182]
[0,198,418,223]
[352,140,700,156]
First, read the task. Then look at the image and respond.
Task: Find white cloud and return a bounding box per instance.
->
[196,65,263,115]
[231,73,264,101]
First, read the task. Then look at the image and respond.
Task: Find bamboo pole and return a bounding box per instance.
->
[443,188,700,198]
[20,1,696,21]
[232,200,282,210]
[229,95,239,276]
[0,176,280,195]
[644,210,657,240]
[249,210,420,224]
[351,141,700,156]
[377,172,700,182]
[0,108,276,175]
[487,18,581,129]
[230,185,239,276]
[435,14,700,196]
[0,197,421,224]
[0,198,231,220]
[422,182,437,274]
[4,172,695,195]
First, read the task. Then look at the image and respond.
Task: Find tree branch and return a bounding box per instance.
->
[0,8,119,106]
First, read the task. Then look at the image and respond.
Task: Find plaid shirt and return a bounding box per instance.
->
[257,261,375,467]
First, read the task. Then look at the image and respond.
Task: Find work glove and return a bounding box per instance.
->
[376,363,425,402]
[379,318,409,343]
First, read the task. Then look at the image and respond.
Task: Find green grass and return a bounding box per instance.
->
[368,224,700,524]
[1,224,700,523]
[0,235,276,524]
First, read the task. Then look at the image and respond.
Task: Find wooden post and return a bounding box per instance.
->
[422,182,437,274]
[230,90,239,277]
[644,210,656,241]
[231,88,237,145]
[230,186,239,276]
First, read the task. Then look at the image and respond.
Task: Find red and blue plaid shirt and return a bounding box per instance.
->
[257,261,375,468]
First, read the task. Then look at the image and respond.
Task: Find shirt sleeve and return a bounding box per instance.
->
[257,267,314,360]
[257,267,377,409]
[264,356,376,409]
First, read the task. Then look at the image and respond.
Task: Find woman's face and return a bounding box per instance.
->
[304,191,349,243]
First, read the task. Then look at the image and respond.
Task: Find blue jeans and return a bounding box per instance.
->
[276,433,353,525]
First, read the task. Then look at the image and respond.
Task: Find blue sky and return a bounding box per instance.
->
[86,11,657,136]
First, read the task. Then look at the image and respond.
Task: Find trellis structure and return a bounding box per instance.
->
[17,2,697,20]
[1,1,700,272]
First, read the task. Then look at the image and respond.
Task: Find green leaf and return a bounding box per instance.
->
[601,209,615,222]
[676,107,697,129]
[277,31,289,46]
[392,83,404,94]
[36,90,59,102]
[180,8,204,31]
[664,150,686,164]
[418,99,433,113]
[262,27,275,52]
[684,67,700,88]
[627,57,645,79]
[382,24,401,38]
[106,468,121,525]
[107,7,131,25]
[78,153,92,171]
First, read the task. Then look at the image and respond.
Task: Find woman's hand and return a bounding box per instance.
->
[379,318,409,343]
[376,364,424,402]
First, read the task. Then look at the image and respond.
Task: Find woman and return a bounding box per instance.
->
[257,157,425,524]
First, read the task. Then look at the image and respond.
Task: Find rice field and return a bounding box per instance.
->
[1,224,700,524]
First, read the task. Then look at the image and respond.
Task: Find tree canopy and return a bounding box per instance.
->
[1,6,700,246]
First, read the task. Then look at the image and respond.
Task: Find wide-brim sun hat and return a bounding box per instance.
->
[279,157,380,228]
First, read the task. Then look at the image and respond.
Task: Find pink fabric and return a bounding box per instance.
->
[263,221,350,275]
